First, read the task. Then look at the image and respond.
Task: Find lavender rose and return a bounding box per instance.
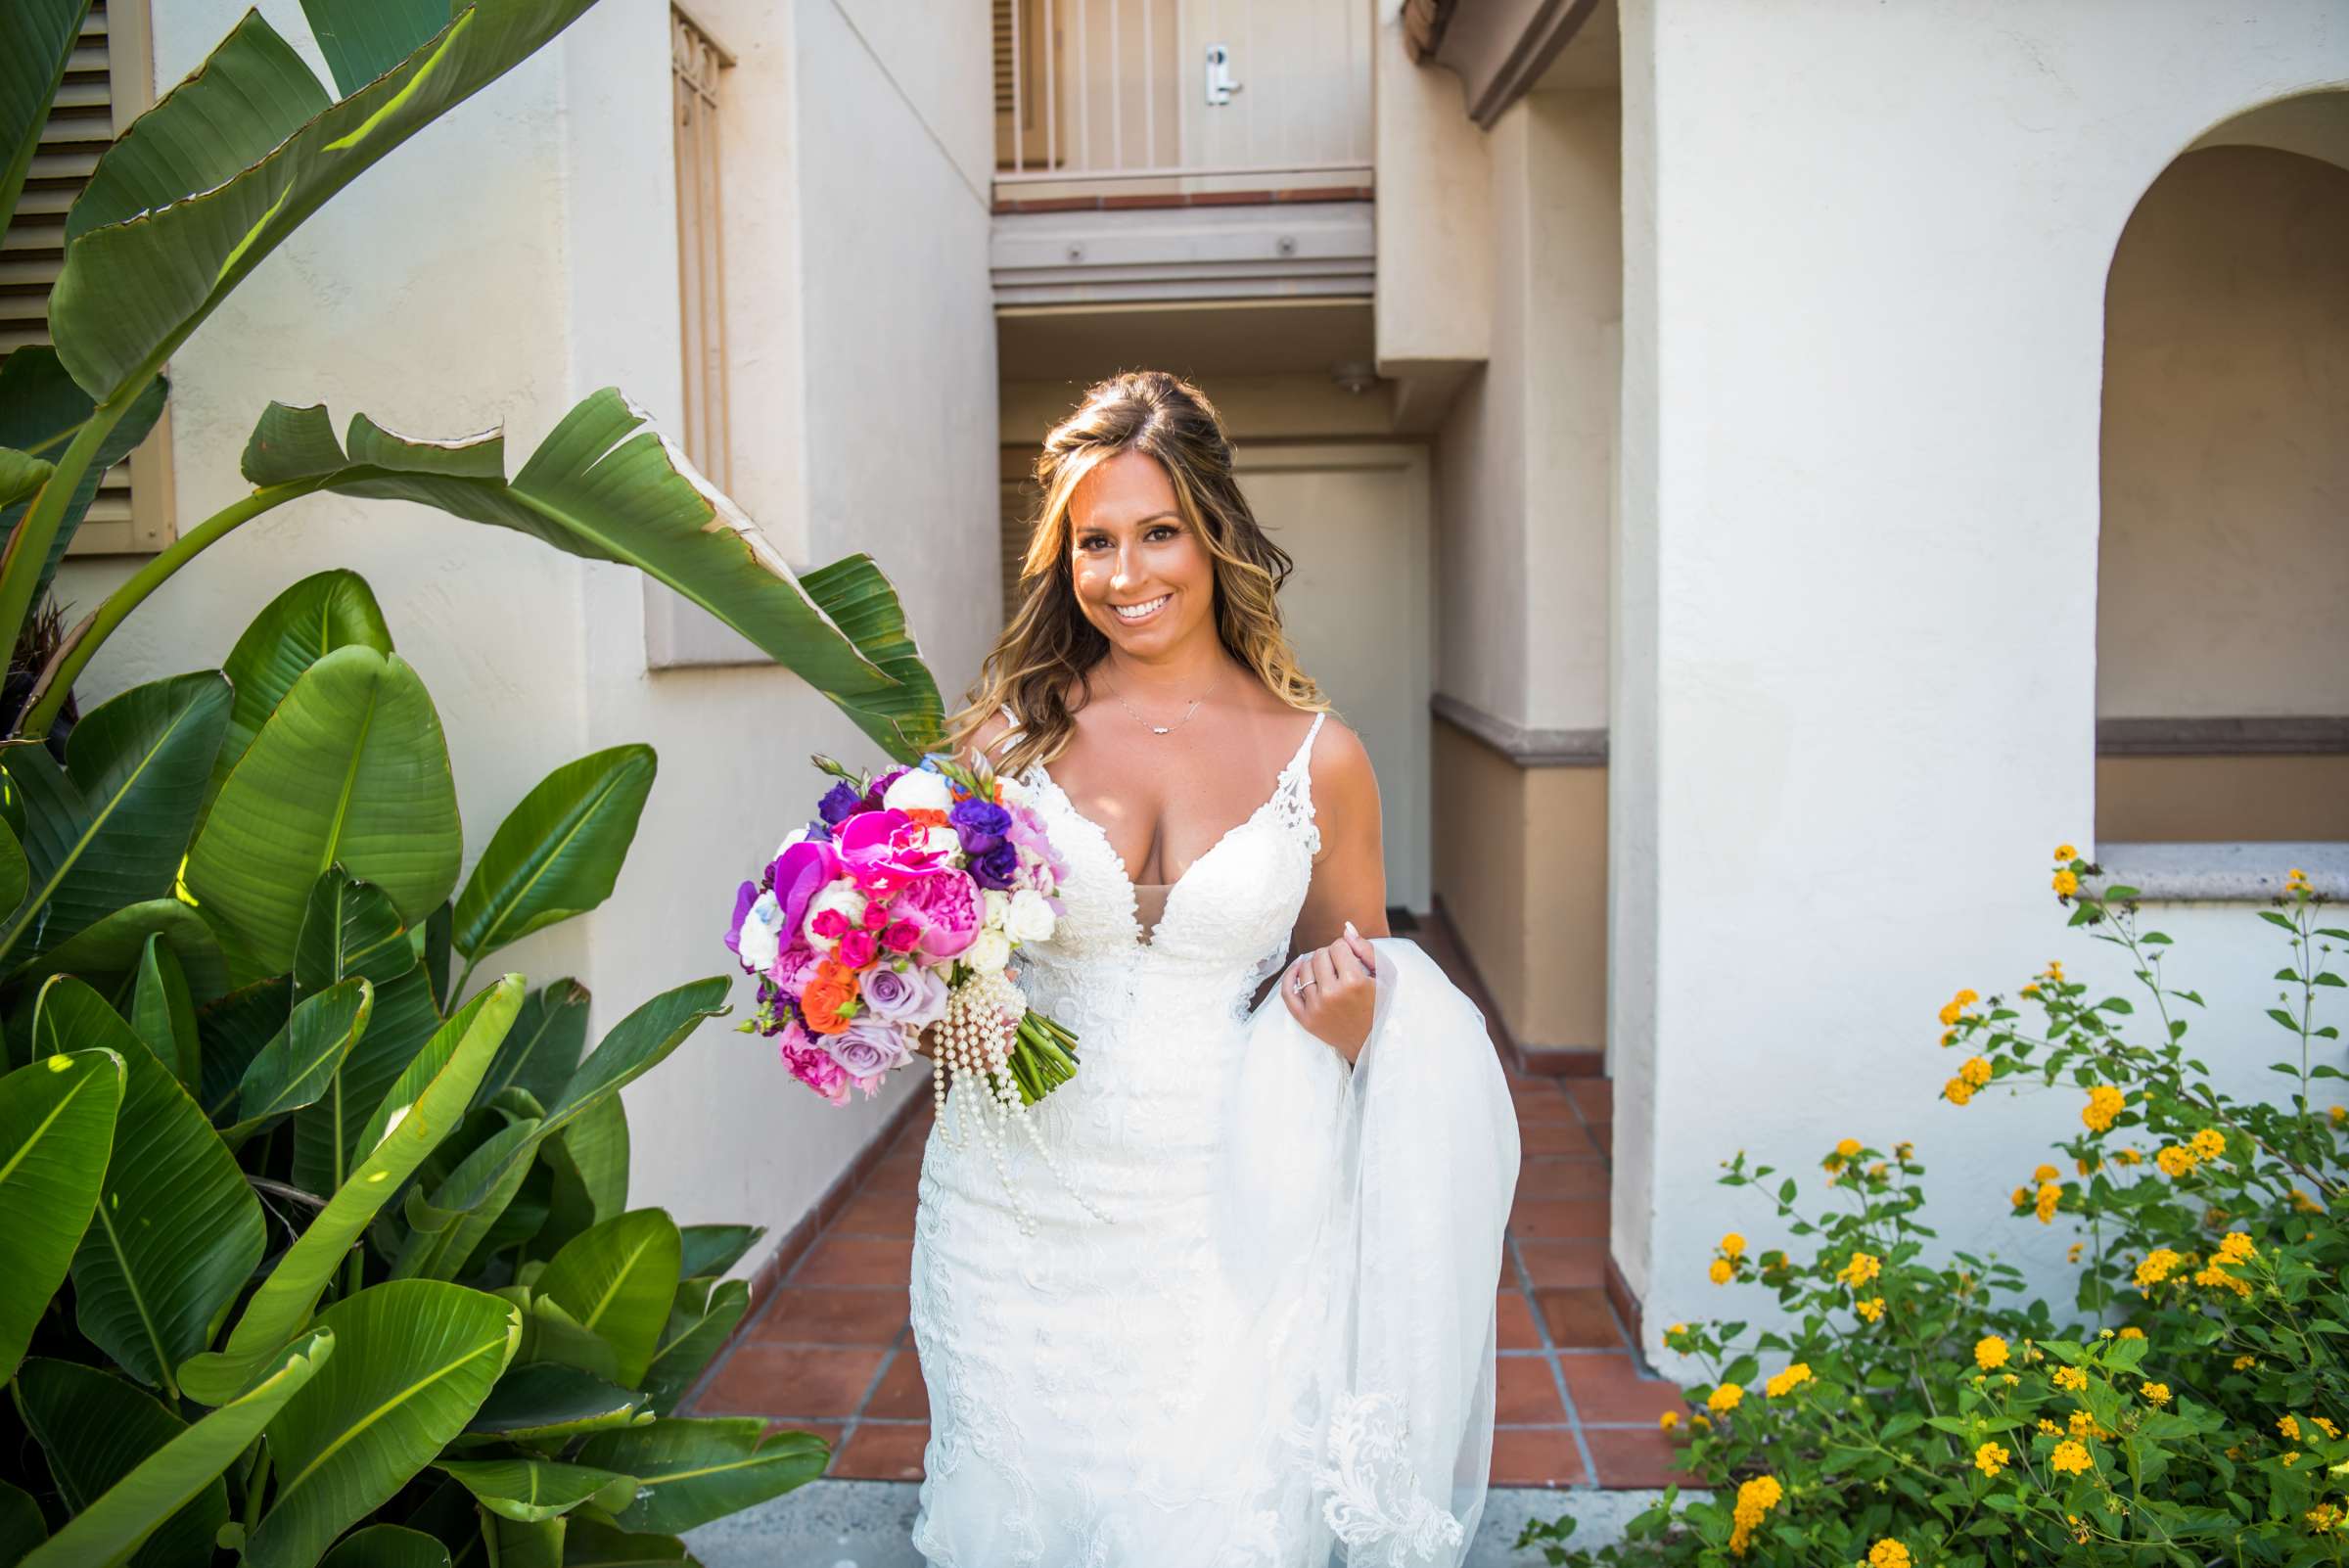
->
[859,961,949,1028]
[822,1014,915,1079]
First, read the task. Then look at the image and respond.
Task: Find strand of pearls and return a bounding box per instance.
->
[933,970,1115,1233]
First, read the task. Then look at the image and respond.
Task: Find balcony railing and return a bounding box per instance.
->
[992,0,1372,205]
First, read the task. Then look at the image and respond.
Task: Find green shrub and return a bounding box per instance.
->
[1523,852,2349,1566]
[0,572,822,1567]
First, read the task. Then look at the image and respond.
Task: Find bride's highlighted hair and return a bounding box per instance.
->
[948,370,1326,776]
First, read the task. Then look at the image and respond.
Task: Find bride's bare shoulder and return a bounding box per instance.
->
[1304,712,1378,814]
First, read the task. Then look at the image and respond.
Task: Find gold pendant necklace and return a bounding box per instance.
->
[1104,666,1222,736]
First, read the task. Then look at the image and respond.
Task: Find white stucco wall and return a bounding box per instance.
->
[1610,0,2349,1364]
[55,0,999,1265]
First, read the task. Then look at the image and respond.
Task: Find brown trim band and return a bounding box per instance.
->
[1432,692,1606,766]
[2096,715,2349,757]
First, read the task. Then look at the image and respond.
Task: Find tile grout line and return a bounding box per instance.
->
[1508,1220,1601,1489]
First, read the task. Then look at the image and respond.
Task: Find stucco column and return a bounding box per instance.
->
[1609,0,2349,1361]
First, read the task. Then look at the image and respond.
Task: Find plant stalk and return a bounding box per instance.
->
[18,477,328,738]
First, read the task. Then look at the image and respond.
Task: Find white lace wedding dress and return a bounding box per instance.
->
[908,711,1521,1566]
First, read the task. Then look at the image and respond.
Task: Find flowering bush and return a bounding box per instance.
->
[1521,851,2349,1564]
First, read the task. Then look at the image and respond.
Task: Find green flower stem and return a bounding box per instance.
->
[17,475,331,738]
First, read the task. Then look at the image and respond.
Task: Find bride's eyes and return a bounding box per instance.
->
[1075,525,1181,552]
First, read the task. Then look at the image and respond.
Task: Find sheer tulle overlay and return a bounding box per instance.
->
[909,713,1521,1566]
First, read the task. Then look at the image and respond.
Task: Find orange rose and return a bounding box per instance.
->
[800,958,860,1034]
[903,807,949,828]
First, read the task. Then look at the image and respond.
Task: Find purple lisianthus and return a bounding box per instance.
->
[948,798,1012,856]
[861,765,911,811]
[817,781,862,826]
[823,1014,915,1079]
[969,840,1021,892]
[858,962,948,1028]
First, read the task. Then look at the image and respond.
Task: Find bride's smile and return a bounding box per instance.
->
[1067,446,1213,656]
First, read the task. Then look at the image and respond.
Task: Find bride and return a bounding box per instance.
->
[905,371,1520,1566]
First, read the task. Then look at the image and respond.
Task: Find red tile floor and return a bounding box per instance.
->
[685,940,1693,1492]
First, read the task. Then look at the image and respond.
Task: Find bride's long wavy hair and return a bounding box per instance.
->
[947,371,1326,776]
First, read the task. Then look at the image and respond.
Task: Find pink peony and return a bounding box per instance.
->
[777,1022,852,1105]
[894,867,982,959]
[833,809,950,896]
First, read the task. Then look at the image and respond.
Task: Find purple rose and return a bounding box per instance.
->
[861,766,910,811]
[823,1014,915,1079]
[818,781,862,826]
[858,961,949,1028]
[970,840,1020,891]
[895,868,981,959]
[948,798,1012,855]
[767,839,841,942]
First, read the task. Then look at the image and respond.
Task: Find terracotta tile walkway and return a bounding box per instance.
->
[687,940,1691,1492]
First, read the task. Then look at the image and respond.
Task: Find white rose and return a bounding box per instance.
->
[994,774,1031,807]
[882,767,952,814]
[801,880,867,953]
[737,890,787,972]
[1004,887,1055,944]
[922,825,960,857]
[966,928,1011,974]
[981,888,1011,929]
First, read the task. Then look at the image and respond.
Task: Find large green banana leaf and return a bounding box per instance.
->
[0,349,169,620]
[129,933,202,1089]
[0,1046,121,1379]
[38,977,262,1393]
[561,1520,696,1564]
[13,1356,230,1568]
[537,1093,628,1260]
[574,1419,830,1536]
[204,569,396,834]
[47,0,603,404]
[319,1524,453,1568]
[0,671,231,974]
[227,975,372,1137]
[7,898,231,1002]
[247,1281,521,1568]
[179,977,523,1406]
[15,1333,329,1568]
[642,1276,751,1412]
[433,1458,636,1525]
[676,1224,764,1281]
[0,1479,45,1563]
[453,746,656,962]
[460,1362,646,1447]
[392,1114,543,1282]
[533,1209,681,1389]
[470,977,587,1116]
[291,867,445,1196]
[239,396,944,760]
[185,644,462,981]
[0,0,89,239]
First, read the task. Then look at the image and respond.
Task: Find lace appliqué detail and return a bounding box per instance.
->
[1312,1390,1467,1566]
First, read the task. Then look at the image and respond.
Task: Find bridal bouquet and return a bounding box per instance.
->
[724,753,1096,1217]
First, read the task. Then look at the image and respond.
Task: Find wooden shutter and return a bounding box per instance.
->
[5,1,173,555]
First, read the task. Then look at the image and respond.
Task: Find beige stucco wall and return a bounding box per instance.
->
[2098,144,2349,720]
[1432,717,1608,1051]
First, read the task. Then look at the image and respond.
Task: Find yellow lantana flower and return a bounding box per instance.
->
[2053,1365,2088,1392]
[1727,1473,1780,1555]
[1974,1335,2010,1371]
[1658,1410,1679,1430]
[2155,1145,2197,1178]
[2216,1231,2255,1266]
[2082,1084,2125,1131]
[2054,844,2078,862]
[1867,1541,1911,1568]
[2189,1127,2227,1163]
[1973,1440,2010,1478]
[1764,1362,1812,1398]
[2052,869,2080,897]
[1708,1383,1744,1414]
[1708,1258,1734,1285]
[2279,1414,2301,1442]
[2135,1248,2182,1289]
[1959,1056,1992,1087]
[2050,1439,2092,1476]
[1720,1232,1746,1260]
[1944,1076,1975,1106]
[1855,1296,1886,1323]
[2142,1382,2171,1407]
[2117,1326,2144,1340]
[1838,1251,1882,1288]
[2035,1182,2062,1224]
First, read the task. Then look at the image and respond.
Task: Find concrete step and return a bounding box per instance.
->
[683,1481,1671,1566]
